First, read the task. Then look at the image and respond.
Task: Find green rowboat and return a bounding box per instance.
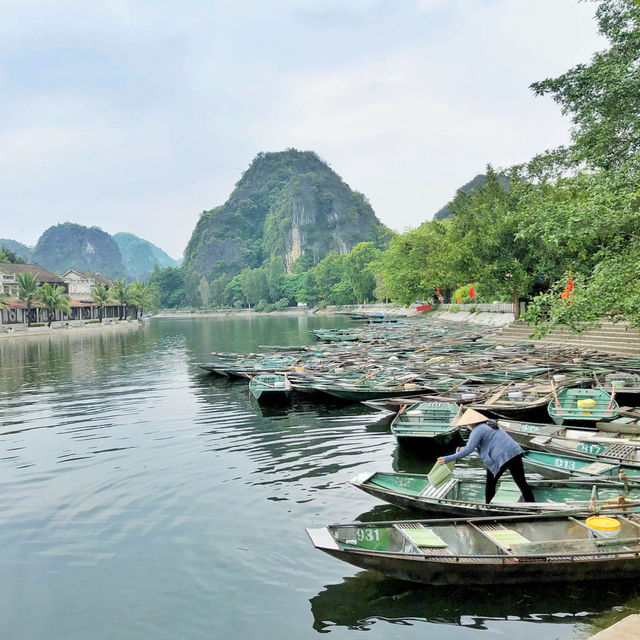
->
[249,373,292,406]
[351,470,640,517]
[498,419,640,464]
[548,387,619,426]
[307,512,640,586]
[522,450,640,481]
[390,401,462,452]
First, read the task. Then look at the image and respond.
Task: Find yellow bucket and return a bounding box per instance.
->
[585,516,621,538]
[577,398,597,409]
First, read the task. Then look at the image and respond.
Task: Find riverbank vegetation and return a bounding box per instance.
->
[150,0,639,333]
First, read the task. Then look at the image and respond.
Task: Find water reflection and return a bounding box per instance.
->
[310,570,640,633]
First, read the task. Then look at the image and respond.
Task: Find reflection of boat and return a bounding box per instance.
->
[351,471,640,517]
[390,402,462,453]
[522,450,640,481]
[309,569,640,633]
[307,513,640,585]
[548,388,619,426]
[248,373,292,406]
[498,419,640,463]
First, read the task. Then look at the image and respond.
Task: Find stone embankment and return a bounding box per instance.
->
[488,321,640,356]
[588,614,640,639]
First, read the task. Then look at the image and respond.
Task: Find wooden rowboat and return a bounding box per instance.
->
[248,373,292,406]
[548,388,619,426]
[498,419,640,464]
[307,512,640,585]
[390,401,462,453]
[351,470,640,517]
[597,418,640,435]
[521,450,640,481]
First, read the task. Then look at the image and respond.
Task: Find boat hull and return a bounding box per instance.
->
[394,430,463,455]
[315,546,640,586]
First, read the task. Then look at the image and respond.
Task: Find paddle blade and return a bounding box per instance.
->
[428,461,455,488]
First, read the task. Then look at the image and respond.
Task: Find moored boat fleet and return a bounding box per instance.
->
[198,317,640,585]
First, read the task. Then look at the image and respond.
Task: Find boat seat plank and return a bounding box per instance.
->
[579,461,618,474]
[395,523,452,554]
[419,477,457,499]
[473,523,530,554]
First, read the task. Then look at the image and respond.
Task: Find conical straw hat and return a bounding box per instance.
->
[455,408,488,427]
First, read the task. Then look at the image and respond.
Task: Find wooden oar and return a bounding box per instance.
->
[549,378,561,409]
[608,384,617,410]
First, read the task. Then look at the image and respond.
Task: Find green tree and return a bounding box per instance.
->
[91,283,113,322]
[111,278,138,320]
[280,273,305,305]
[266,254,284,302]
[0,246,26,264]
[528,0,640,174]
[129,282,159,318]
[238,267,268,308]
[345,242,381,303]
[314,251,349,303]
[149,266,185,308]
[17,272,41,327]
[224,275,245,308]
[40,283,71,327]
[210,274,230,308]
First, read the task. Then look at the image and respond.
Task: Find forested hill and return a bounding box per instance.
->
[433,173,510,220]
[113,232,181,281]
[183,149,392,281]
[31,223,128,280]
[0,239,32,262]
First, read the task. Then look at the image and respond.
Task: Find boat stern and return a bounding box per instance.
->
[306,527,340,551]
[350,471,375,486]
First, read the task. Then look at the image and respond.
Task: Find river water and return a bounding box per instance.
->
[0,315,636,640]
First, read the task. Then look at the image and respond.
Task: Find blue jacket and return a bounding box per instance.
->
[443,422,523,475]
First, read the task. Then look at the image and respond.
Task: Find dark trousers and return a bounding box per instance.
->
[485,454,535,503]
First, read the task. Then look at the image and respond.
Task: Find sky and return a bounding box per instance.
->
[1,0,605,260]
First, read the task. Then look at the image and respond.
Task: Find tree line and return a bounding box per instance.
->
[0,274,158,327]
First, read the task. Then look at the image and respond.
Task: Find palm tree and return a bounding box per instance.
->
[0,291,9,308]
[17,272,41,327]
[40,283,71,327]
[111,279,137,320]
[129,282,159,318]
[91,283,113,322]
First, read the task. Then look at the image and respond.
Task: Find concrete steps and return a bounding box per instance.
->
[487,322,640,356]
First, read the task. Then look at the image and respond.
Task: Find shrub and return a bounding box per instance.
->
[30,323,45,327]
[274,297,289,310]
[254,299,268,312]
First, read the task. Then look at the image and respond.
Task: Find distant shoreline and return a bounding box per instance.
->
[0,306,514,340]
[153,306,514,325]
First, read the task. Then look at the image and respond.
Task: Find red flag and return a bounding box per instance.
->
[561,269,574,305]
[436,287,443,303]
[468,283,475,299]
